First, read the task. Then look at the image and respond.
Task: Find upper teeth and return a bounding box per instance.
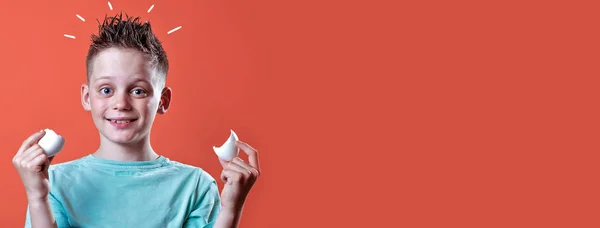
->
[113,120,131,123]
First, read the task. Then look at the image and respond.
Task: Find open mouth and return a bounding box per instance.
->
[106,118,138,124]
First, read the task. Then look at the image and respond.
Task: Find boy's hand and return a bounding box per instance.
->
[12,130,55,202]
[218,140,261,212]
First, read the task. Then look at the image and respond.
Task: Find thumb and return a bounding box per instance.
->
[219,158,229,169]
[42,156,53,179]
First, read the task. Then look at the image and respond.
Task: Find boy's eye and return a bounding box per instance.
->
[100,87,112,94]
[131,88,147,96]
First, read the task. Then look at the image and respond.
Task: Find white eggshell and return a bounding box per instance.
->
[37,129,65,157]
[213,129,239,161]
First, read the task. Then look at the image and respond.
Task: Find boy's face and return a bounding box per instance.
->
[81,47,171,144]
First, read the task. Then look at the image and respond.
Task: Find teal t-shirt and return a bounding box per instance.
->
[24,154,221,228]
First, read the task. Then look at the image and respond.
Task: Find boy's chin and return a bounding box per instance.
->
[102,131,143,144]
[109,136,140,144]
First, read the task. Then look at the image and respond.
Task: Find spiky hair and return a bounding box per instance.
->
[85,12,169,84]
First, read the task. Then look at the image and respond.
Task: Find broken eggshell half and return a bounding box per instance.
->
[38,129,65,157]
[213,129,239,161]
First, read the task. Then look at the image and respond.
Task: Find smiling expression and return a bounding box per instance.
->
[81,47,171,144]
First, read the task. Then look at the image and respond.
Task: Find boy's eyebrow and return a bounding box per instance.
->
[94,76,113,81]
[93,76,151,84]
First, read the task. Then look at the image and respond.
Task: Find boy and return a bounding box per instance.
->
[12,13,260,228]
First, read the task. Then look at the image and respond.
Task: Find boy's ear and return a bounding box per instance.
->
[157,87,172,114]
[81,83,92,111]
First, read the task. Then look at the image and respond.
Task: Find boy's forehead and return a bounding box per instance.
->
[90,47,156,83]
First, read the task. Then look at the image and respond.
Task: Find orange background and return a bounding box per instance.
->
[0,0,598,227]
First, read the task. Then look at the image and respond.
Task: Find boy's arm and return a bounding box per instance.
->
[25,193,70,228]
[213,208,242,228]
[26,198,58,228]
[213,140,261,228]
[15,131,68,228]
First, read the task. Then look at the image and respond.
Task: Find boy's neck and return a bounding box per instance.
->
[93,136,159,162]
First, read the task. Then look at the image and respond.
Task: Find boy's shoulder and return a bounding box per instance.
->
[162,158,219,183]
[47,156,87,172]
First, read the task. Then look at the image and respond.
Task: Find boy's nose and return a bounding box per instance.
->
[111,93,132,111]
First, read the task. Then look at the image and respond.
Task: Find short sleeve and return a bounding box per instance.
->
[24,192,70,228]
[183,172,222,228]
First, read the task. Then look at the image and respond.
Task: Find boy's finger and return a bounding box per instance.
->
[221,169,241,185]
[30,153,49,172]
[218,159,229,169]
[236,140,260,171]
[22,145,43,162]
[231,157,255,175]
[220,170,227,183]
[17,130,45,156]
[24,149,44,164]
[227,160,251,175]
[42,158,52,179]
